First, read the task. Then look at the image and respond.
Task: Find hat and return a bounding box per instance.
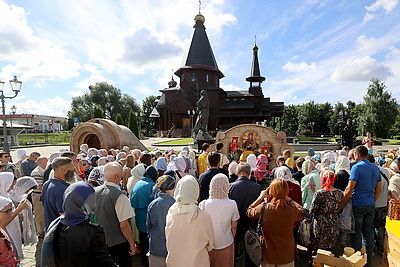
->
[122,146,130,151]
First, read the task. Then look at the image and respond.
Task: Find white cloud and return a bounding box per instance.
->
[356,35,380,52]
[282,61,317,72]
[133,86,155,96]
[0,1,81,82]
[220,83,243,92]
[331,56,393,82]
[365,0,399,13]
[363,13,376,23]
[11,96,70,117]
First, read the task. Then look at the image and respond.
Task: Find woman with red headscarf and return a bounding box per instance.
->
[309,170,343,254]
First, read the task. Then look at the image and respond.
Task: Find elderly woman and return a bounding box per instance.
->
[88,157,108,187]
[334,155,351,191]
[228,161,238,183]
[309,170,343,254]
[41,181,116,266]
[169,156,188,181]
[166,175,214,267]
[146,175,176,267]
[199,174,239,267]
[247,179,305,267]
[301,160,321,211]
[389,159,400,198]
[0,173,28,260]
[131,166,158,267]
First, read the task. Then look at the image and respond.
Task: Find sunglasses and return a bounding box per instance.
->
[0,208,12,215]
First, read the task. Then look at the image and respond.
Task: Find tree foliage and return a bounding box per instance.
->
[115,113,123,125]
[68,82,140,125]
[93,106,103,118]
[363,78,399,138]
[280,105,299,135]
[128,110,139,137]
[141,95,158,136]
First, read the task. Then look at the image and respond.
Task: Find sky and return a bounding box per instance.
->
[0,0,399,118]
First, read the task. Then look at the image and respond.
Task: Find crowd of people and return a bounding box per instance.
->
[0,141,399,267]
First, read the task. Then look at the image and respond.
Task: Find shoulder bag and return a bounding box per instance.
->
[244,202,266,266]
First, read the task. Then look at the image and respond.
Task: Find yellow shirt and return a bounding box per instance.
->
[285,156,295,169]
[197,153,209,175]
[239,150,254,162]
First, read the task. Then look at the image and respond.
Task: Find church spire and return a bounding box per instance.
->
[174,10,224,79]
[246,38,265,96]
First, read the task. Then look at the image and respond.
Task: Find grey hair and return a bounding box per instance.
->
[236,162,251,175]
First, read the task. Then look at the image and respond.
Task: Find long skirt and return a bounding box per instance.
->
[209,242,234,267]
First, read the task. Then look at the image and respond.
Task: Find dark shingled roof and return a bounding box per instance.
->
[175,18,224,78]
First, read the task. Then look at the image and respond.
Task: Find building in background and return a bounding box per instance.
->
[3,114,67,133]
[152,12,284,137]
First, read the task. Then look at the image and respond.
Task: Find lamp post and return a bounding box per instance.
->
[187,109,195,136]
[0,76,22,153]
[10,105,16,147]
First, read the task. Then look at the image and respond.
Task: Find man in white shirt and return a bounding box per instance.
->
[94,162,137,267]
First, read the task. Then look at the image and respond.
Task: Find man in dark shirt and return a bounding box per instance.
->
[229,162,261,267]
[42,157,75,231]
[21,151,40,176]
[292,157,305,184]
[199,152,228,201]
[341,119,356,148]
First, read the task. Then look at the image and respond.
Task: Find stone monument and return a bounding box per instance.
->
[215,124,294,168]
[70,118,146,153]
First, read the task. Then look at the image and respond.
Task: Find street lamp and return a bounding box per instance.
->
[10,105,16,147]
[0,76,22,153]
[187,109,195,136]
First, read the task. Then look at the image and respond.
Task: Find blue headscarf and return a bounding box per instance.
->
[308,148,315,156]
[42,181,96,266]
[156,157,167,171]
[61,181,96,226]
[144,166,158,182]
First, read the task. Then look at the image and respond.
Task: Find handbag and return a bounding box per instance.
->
[244,202,266,266]
[299,217,312,246]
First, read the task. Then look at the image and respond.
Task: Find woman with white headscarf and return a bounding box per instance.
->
[334,155,351,191]
[300,160,321,211]
[169,156,187,181]
[166,175,214,267]
[199,174,239,267]
[276,166,302,206]
[188,151,197,177]
[0,173,28,260]
[12,177,38,246]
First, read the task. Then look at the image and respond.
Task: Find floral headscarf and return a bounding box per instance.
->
[275,166,299,186]
[321,170,336,191]
[254,154,269,181]
[209,174,229,199]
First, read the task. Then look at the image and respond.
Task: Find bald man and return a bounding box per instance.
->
[94,162,137,267]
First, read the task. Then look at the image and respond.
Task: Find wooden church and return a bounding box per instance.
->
[152,12,284,137]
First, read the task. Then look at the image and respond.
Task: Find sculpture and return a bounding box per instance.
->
[193,90,212,141]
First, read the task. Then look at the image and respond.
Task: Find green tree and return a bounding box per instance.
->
[390,114,400,137]
[115,113,123,125]
[141,96,157,136]
[298,101,320,135]
[363,78,399,138]
[69,82,140,124]
[280,104,299,135]
[128,110,139,137]
[329,102,346,134]
[93,106,103,118]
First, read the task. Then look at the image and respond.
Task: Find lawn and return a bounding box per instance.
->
[17,132,71,145]
[155,138,194,146]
